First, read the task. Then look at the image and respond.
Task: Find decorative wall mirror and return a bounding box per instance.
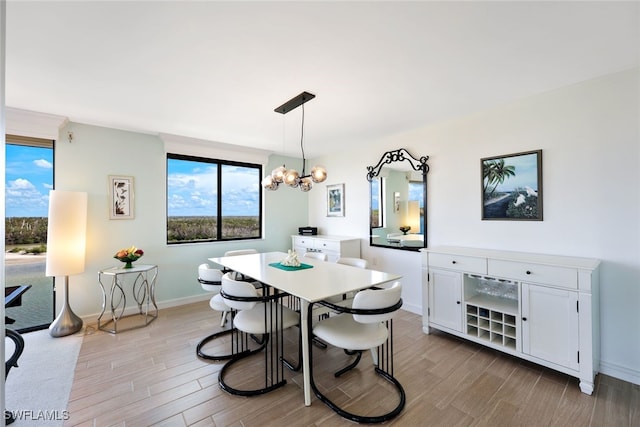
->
[367,148,429,251]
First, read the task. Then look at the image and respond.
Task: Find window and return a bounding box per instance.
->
[166,154,263,244]
[5,134,55,332]
[408,180,424,234]
[370,177,384,228]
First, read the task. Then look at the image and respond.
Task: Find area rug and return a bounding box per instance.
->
[5,328,83,426]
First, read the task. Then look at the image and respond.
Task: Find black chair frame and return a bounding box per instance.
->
[217,287,299,397]
[308,297,406,424]
[195,277,236,361]
[196,270,264,361]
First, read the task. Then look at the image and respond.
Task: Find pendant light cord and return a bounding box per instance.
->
[300,103,306,176]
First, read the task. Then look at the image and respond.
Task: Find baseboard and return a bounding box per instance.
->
[81,293,211,326]
[400,302,421,316]
[599,360,640,386]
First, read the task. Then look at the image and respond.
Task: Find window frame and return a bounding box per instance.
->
[166,153,263,245]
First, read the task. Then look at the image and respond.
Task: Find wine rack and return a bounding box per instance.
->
[466,304,517,350]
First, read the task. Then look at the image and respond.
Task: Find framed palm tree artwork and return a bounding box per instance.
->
[481,150,542,220]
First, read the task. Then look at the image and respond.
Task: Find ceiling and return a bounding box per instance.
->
[5,1,638,158]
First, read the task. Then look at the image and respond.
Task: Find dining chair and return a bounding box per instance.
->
[218,272,300,396]
[195,263,236,361]
[223,249,263,287]
[336,257,369,269]
[303,251,328,261]
[5,328,24,424]
[196,249,260,361]
[308,281,405,423]
[326,257,369,305]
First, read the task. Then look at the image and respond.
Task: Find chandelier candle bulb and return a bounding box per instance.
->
[311,166,327,183]
[284,170,300,187]
[300,177,313,192]
[271,166,286,183]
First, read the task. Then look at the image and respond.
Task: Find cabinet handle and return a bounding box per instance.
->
[452,260,457,264]
[522,317,528,321]
[525,270,531,275]
[456,301,461,305]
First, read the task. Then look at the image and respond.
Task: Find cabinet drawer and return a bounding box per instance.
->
[313,239,339,252]
[293,236,313,248]
[429,253,486,274]
[488,259,577,289]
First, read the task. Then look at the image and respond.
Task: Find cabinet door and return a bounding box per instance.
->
[521,283,579,370]
[428,269,463,332]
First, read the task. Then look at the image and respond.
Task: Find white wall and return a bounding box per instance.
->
[52,123,308,319]
[309,69,640,384]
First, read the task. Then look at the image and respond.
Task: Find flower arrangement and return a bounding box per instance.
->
[114,246,144,268]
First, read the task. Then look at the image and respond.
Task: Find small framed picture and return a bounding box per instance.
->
[327,183,345,217]
[109,175,135,219]
[481,150,542,221]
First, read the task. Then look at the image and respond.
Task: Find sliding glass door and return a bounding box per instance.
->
[4,135,54,332]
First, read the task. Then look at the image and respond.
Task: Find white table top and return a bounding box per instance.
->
[99,264,158,275]
[210,251,402,303]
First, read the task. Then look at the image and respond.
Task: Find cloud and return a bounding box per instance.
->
[8,178,36,191]
[6,178,49,216]
[34,159,53,169]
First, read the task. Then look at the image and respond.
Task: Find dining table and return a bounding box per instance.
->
[209,251,402,406]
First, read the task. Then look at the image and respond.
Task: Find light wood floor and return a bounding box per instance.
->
[66,301,638,426]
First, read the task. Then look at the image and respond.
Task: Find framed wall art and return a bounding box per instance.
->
[327,183,345,217]
[481,150,542,221]
[109,175,135,219]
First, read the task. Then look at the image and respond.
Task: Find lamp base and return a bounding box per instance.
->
[49,303,83,337]
[49,276,83,337]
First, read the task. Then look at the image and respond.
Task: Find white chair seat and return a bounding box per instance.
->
[210,293,229,312]
[313,313,388,350]
[234,302,299,335]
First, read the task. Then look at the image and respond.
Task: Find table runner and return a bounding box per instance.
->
[268,262,313,271]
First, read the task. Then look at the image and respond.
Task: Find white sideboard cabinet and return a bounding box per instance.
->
[421,246,600,395]
[292,235,360,262]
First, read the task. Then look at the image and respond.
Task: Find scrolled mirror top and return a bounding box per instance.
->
[367,148,429,182]
[368,148,429,251]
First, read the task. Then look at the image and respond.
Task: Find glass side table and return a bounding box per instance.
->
[97,264,158,334]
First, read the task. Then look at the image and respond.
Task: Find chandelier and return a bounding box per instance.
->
[262,91,327,192]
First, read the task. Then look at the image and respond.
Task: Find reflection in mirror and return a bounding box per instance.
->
[367,149,429,251]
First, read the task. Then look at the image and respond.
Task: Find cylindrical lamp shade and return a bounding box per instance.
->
[45,190,88,277]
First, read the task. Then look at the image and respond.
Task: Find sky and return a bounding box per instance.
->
[484,152,540,192]
[5,144,53,217]
[167,158,260,217]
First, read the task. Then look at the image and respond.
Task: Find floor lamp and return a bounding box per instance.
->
[46,190,88,337]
